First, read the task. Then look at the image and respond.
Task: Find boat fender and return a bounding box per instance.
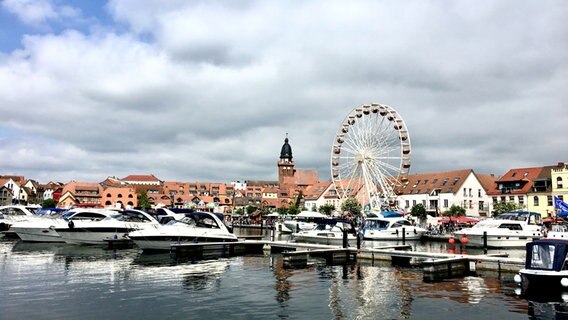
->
[68,220,74,229]
[395,229,399,237]
[414,229,417,235]
[561,278,568,288]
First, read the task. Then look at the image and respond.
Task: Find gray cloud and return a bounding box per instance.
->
[0,0,566,183]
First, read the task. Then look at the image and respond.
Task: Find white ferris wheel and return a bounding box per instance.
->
[331,103,411,214]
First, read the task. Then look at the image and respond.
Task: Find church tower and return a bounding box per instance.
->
[278,135,296,188]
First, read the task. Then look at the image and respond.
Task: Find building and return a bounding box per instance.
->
[395,169,496,217]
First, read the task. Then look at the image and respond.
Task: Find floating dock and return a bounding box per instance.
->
[170,239,524,280]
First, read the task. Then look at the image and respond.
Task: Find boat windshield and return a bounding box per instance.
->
[170,215,220,229]
[366,219,390,230]
[529,244,556,270]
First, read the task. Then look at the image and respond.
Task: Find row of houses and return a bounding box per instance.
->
[1,161,567,217]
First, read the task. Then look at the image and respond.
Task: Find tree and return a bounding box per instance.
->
[492,201,524,217]
[137,190,152,210]
[410,203,427,224]
[318,204,336,216]
[341,197,362,216]
[445,204,466,217]
[41,198,56,208]
[246,205,257,215]
[276,206,288,215]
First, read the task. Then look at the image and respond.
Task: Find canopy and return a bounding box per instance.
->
[296,211,327,218]
[439,216,480,224]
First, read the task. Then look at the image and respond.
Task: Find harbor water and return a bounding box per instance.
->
[1,230,567,320]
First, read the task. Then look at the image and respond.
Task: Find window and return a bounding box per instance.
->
[469,188,472,197]
[106,193,111,197]
[412,200,416,206]
[442,179,448,186]
[432,179,438,184]
[529,244,555,270]
[548,195,553,206]
[558,177,564,189]
[492,197,497,204]
[443,199,449,208]
[534,196,539,206]
[478,189,481,197]
[452,178,460,185]
[117,194,123,198]
[423,179,428,185]
[463,188,467,196]
[509,196,514,202]
[518,196,524,205]
[405,200,409,208]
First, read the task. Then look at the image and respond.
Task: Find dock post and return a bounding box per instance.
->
[483,231,488,254]
[342,229,348,248]
[356,231,361,249]
[271,227,275,241]
[402,227,406,244]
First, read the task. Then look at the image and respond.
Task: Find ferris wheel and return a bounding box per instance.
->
[330,103,411,213]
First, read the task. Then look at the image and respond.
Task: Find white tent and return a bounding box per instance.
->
[296,211,328,218]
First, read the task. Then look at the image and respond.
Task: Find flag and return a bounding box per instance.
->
[554,196,568,211]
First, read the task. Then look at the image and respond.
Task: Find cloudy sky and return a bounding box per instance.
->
[0,0,566,184]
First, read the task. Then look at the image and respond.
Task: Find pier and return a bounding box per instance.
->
[170,239,524,280]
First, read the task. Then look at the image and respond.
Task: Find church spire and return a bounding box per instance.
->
[279,133,293,160]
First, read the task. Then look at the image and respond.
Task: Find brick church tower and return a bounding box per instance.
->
[278,135,296,188]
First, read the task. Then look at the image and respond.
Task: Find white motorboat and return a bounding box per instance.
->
[128,211,238,252]
[55,209,160,245]
[545,223,568,239]
[10,208,115,242]
[277,211,329,233]
[514,238,568,296]
[454,211,543,248]
[362,217,427,241]
[292,220,357,246]
[0,205,41,237]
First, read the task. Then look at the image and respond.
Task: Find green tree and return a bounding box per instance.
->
[276,206,288,215]
[41,198,56,208]
[311,204,317,212]
[246,205,257,215]
[288,203,300,215]
[137,190,152,210]
[318,204,336,216]
[444,204,466,217]
[492,201,524,217]
[410,203,427,223]
[341,197,362,216]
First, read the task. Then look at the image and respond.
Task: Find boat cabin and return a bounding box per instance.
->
[524,239,568,272]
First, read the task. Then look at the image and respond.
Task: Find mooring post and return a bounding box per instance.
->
[271,227,275,241]
[402,227,406,244]
[342,229,348,248]
[483,231,488,254]
[356,231,361,249]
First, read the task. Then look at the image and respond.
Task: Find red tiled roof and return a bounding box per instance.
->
[398,169,473,195]
[121,174,161,182]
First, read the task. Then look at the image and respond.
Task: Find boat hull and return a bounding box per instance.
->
[363,229,426,241]
[56,227,136,245]
[455,232,540,248]
[518,269,568,295]
[11,226,64,242]
[130,236,239,251]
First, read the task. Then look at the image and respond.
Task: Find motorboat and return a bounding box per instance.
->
[128,211,238,252]
[10,208,115,242]
[55,209,160,245]
[0,205,41,237]
[514,238,568,295]
[292,219,357,246]
[362,217,427,241]
[454,211,543,248]
[545,223,568,239]
[276,211,329,233]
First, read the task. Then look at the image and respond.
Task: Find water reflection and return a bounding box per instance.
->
[4,236,568,319]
